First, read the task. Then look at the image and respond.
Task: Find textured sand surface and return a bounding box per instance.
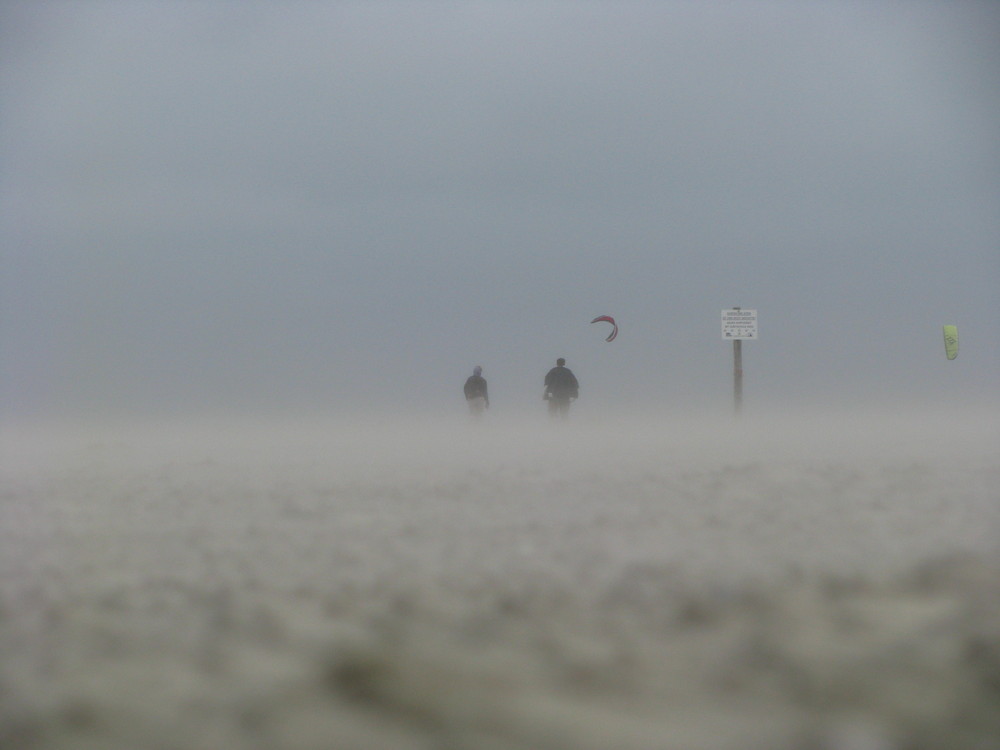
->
[2,409,998,749]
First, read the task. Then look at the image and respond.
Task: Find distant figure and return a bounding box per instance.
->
[464,366,489,416]
[543,358,578,418]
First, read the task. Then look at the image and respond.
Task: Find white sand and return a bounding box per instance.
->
[2,407,999,750]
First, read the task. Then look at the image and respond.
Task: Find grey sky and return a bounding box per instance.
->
[2,0,998,419]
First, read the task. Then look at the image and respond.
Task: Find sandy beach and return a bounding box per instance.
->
[2,407,998,749]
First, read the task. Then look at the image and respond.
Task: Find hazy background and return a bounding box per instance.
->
[2,0,998,422]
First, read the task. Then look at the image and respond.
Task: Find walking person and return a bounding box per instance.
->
[464,366,489,417]
[543,358,578,418]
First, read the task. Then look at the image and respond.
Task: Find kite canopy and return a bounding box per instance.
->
[943,325,958,360]
[591,315,618,342]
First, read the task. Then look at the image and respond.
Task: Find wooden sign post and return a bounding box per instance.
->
[721,308,757,416]
[733,338,743,415]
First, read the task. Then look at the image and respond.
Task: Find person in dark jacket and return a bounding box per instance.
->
[543,358,578,418]
[464,366,489,416]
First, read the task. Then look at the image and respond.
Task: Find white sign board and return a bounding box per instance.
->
[722,309,757,339]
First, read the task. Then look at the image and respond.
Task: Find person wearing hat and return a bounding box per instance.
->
[463,365,489,416]
[543,358,578,418]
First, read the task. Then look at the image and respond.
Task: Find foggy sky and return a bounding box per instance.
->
[2,0,998,420]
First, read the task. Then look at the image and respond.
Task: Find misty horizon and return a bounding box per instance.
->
[2,1,998,423]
